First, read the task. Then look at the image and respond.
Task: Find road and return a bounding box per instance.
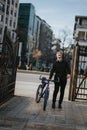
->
[15,72,70,101]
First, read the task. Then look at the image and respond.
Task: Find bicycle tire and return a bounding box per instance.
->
[43,89,49,111]
[35,84,43,103]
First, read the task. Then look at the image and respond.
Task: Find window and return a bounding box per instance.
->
[78,31,85,40]
[7,0,10,4]
[6,5,9,15]
[10,19,12,26]
[15,3,18,8]
[6,17,8,24]
[1,15,3,22]
[0,27,2,34]
[0,3,5,12]
[11,9,13,15]
[12,0,14,5]
[13,21,16,28]
[14,12,16,17]
[0,15,3,22]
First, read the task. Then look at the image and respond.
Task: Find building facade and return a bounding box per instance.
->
[18,3,53,70]
[0,0,19,44]
[69,15,87,101]
[18,3,35,66]
[73,15,87,73]
[33,15,41,49]
[0,0,19,105]
[73,15,87,46]
[39,20,53,68]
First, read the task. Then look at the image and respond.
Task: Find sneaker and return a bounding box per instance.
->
[58,104,62,109]
[52,103,55,109]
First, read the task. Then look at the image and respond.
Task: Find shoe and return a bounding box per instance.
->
[52,103,55,109]
[58,104,62,109]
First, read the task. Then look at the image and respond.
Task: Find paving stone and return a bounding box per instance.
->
[0,96,87,130]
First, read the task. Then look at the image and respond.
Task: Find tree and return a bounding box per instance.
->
[51,34,61,53]
[58,27,73,59]
[32,49,42,70]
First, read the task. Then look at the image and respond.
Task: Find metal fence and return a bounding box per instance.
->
[0,28,18,105]
[69,44,87,101]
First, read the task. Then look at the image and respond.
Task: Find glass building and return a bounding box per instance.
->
[18,3,35,67]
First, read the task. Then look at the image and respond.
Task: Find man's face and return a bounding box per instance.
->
[57,52,62,61]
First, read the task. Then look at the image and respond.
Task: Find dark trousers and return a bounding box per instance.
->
[52,79,67,105]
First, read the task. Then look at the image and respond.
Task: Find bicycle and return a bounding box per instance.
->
[35,75,53,111]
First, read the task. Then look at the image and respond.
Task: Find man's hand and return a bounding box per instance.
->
[67,74,71,79]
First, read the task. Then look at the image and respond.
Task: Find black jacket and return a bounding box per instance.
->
[49,60,70,81]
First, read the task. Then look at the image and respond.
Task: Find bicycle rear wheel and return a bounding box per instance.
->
[43,89,49,111]
[36,85,43,103]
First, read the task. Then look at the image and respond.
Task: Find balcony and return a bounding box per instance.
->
[76,24,87,29]
[77,40,87,46]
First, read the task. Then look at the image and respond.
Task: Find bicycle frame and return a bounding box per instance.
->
[42,80,50,98]
[36,75,53,111]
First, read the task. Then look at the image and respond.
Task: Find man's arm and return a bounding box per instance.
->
[49,63,55,79]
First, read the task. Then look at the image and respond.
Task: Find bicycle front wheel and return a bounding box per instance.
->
[43,89,49,111]
[35,85,43,103]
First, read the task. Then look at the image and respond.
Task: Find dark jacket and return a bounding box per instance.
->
[49,60,70,81]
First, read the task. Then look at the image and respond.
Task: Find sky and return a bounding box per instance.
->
[19,0,87,38]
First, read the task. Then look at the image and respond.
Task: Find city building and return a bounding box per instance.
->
[0,0,19,44]
[69,15,87,100]
[39,20,53,68]
[33,15,41,49]
[0,0,19,105]
[18,3,35,66]
[73,15,87,46]
[73,15,87,74]
[18,3,53,70]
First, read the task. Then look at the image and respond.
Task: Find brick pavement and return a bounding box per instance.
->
[0,96,87,130]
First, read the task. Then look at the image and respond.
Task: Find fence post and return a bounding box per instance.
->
[68,43,79,101]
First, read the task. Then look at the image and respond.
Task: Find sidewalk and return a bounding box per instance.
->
[0,70,87,130]
[0,95,87,130]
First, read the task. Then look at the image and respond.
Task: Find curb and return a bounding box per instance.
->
[17,69,50,75]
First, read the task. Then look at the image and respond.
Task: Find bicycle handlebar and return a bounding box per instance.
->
[39,75,54,82]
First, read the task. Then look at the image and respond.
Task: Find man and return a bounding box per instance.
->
[49,51,70,109]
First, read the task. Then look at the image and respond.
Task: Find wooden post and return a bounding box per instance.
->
[68,44,79,101]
